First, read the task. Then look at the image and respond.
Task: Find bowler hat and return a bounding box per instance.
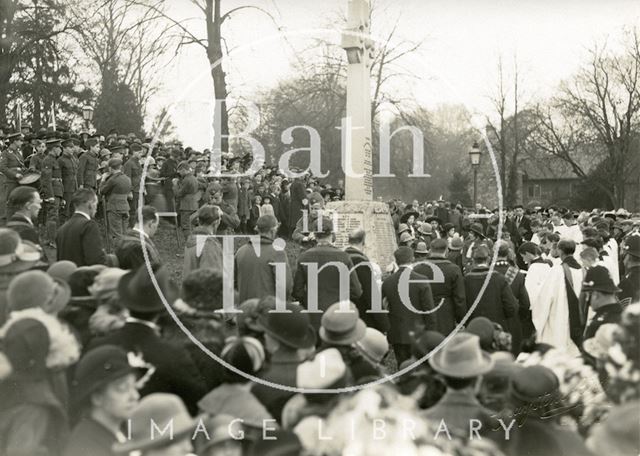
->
[429,333,494,378]
[112,394,197,454]
[319,301,366,346]
[257,302,316,349]
[8,270,71,314]
[72,345,141,405]
[622,235,640,258]
[117,264,177,313]
[582,265,621,294]
[448,235,464,251]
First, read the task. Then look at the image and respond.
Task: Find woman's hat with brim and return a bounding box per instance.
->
[72,345,141,406]
[583,323,619,360]
[0,229,44,273]
[117,264,177,313]
[469,223,485,238]
[509,365,559,406]
[257,302,316,349]
[414,241,429,255]
[400,211,419,223]
[112,394,198,454]
[424,216,442,225]
[429,333,494,378]
[7,270,71,315]
[319,301,366,346]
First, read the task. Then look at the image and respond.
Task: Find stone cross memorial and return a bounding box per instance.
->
[327,0,397,270]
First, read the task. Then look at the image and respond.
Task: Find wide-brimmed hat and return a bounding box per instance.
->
[7,270,71,315]
[429,333,494,378]
[400,211,419,223]
[583,323,619,360]
[509,365,559,406]
[72,345,142,405]
[257,302,316,349]
[112,394,197,454]
[297,348,346,389]
[397,223,410,235]
[67,268,101,308]
[582,265,621,294]
[411,330,445,359]
[414,241,429,254]
[46,260,78,282]
[355,327,389,364]
[0,229,44,272]
[118,265,177,313]
[424,216,442,225]
[89,267,128,302]
[319,301,366,346]
[469,223,485,238]
[417,222,433,235]
[399,232,414,244]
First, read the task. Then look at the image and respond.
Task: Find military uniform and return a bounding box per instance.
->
[584,303,623,340]
[175,172,198,238]
[100,171,132,244]
[40,154,64,244]
[58,151,79,220]
[123,156,142,222]
[28,152,46,172]
[0,147,26,214]
[77,150,99,190]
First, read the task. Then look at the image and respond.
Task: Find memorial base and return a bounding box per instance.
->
[325,200,397,270]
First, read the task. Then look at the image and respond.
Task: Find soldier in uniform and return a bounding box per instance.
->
[618,235,640,305]
[77,137,100,191]
[100,158,132,246]
[58,138,79,221]
[40,140,64,246]
[124,143,143,223]
[27,138,47,172]
[0,133,27,217]
[175,161,198,240]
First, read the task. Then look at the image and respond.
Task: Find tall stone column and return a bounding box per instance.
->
[326,0,397,269]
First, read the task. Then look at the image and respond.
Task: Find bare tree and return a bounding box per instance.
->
[530,29,640,207]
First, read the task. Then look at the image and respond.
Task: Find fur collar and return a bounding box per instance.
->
[0,308,81,380]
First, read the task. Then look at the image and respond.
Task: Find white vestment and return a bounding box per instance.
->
[537,261,583,356]
[526,262,552,332]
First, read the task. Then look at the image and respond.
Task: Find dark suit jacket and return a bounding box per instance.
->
[115,229,162,270]
[413,256,466,336]
[6,213,39,245]
[293,244,362,329]
[56,213,107,266]
[382,266,435,344]
[345,246,389,333]
[88,321,207,415]
[494,261,534,353]
[618,265,640,305]
[464,265,517,330]
[422,390,496,435]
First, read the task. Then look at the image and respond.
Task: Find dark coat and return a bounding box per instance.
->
[41,154,64,198]
[252,350,301,424]
[413,256,466,336]
[64,417,116,456]
[618,265,640,305]
[87,321,207,416]
[494,261,534,353]
[56,213,107,266]
[100,172,131,213]
[292,244,363,329]
[176,174,199,211]
[6,213,40,245]
[422,390,495,435]
[235,235,292,303]
[58,153,78,194]
[289,180,306,228]
[77,152,99,189]
[382,266,436,344]
[115,229,162,270]
[123,157,142,191]
[463,265,517,330]
[0,148,25,183]
[584,303,623,340]
[345,246,389,332]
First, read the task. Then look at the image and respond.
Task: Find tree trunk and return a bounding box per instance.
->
[207,0,229,154]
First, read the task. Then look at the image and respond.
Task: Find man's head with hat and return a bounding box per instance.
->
[319,301,366,347]
[581,265,621,311]
[258,302,316,356]
[429,332,494,393]
[108,157,123,171]
[622,235,640,272]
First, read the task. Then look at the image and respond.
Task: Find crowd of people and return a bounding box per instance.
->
[0,126,638,455]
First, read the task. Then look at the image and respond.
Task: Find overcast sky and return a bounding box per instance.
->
[149,0,640,149]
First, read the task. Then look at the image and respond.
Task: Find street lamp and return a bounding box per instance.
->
[82,105,94,130]
[469,141,482,209]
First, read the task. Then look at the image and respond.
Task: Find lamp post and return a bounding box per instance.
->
[469,141,482,209]
[82,105,94,131]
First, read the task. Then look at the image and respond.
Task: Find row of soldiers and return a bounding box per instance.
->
[0,131,147,246]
